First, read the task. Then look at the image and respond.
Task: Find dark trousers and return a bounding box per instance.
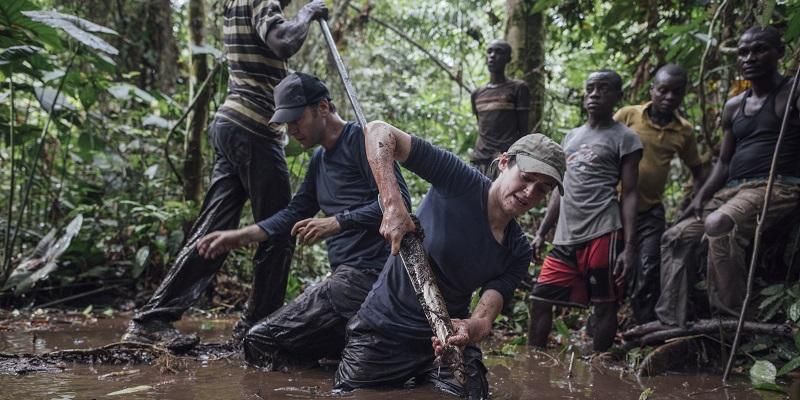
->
[335,315,489,399]
[243,265,380,369]
[134,119,294,325]
[628,204,665,324]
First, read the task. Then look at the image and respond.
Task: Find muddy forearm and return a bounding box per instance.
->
[365,121,411,214]
[467,289,504,343]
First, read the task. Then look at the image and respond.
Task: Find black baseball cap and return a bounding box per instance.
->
[269,72,331,124]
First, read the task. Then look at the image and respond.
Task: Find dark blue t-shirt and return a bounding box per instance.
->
[257,122,410,271]
[358,136,531,340]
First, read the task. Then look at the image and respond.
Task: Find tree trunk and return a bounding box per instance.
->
[505,0,545,132]
[183,0,211,203]
[147,0,180,94]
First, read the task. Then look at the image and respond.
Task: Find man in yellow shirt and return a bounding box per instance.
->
[614,64,704,324]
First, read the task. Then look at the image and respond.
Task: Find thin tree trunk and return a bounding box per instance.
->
[149,0,180,94]
[505,0,545,132]
[183,0,211,203]
[3,70,16,274]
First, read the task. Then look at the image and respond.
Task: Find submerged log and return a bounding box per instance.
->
[621,319,795,352]
[398,233,465,384]
[0,341,237,375]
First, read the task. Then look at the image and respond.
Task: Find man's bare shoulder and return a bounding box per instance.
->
[722,91,746,123]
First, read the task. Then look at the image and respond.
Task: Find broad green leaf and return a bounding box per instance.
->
[778,356,800,376]
[750,360,777,385]
[752,382,787,394]
[789,300,800,322]
[759,292,783,310]
[0,45,41,65]
[0,0,62,49]
[191,44,223,59]
[22,10,118,55]
[34,86,76,113]
[142,115,171,129]
[132,247,150,279]
[761,284,784,296]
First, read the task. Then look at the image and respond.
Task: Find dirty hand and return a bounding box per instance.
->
[431,318,491,356]
[677,197,703,222]
[291,217,340,245]
[197,229,250,259]
[613,245,638,288]
[302,0,329,20]
[531,234,546,263]
[380,205,416,255]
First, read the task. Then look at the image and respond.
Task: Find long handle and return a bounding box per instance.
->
[318,20,368,129]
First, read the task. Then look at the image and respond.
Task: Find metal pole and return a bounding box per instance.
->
[317,20,368,130]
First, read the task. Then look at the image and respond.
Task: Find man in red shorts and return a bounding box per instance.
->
[528,70,642,352]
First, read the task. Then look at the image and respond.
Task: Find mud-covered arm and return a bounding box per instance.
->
[254,0,328,59]
[440,290,504,350]
[364,121,416,254]
[337,127,412,231]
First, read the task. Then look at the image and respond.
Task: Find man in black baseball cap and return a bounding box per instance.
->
[269,72,332,124]
[196,72,410,370]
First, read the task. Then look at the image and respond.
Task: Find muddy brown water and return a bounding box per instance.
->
[0,316,785,399]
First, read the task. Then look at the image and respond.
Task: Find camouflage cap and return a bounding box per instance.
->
[506,133,566,195]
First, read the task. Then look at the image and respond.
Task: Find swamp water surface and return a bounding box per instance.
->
[0,316,783,399]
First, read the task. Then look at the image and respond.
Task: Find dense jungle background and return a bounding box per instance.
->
[2,0,800,392]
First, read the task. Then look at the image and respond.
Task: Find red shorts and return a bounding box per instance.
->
[531,231,623,307]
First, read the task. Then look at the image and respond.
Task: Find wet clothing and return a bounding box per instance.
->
[244,265,380,368]
[614,103,702,212]
[470,80,530,164]
[358,136,531,341]
[629,204,665,323]
[532,231,623,307]
[134,118,294,325]
[656,181,800,326]
[554,123,642,245]
[338,136,530,395]
[335,315,488,399]
[729,77,800,180]
[217,0,288,139]
[134,2,297,327]
[614,103,701,324]
[257,122,409,271]
[243,123,409,367]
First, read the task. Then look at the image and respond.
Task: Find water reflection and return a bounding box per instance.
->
[0,317,772,399]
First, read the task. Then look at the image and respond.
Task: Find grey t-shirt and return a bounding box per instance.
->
[554,122,642,245]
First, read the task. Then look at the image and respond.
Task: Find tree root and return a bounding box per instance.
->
[621,318,795,352]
